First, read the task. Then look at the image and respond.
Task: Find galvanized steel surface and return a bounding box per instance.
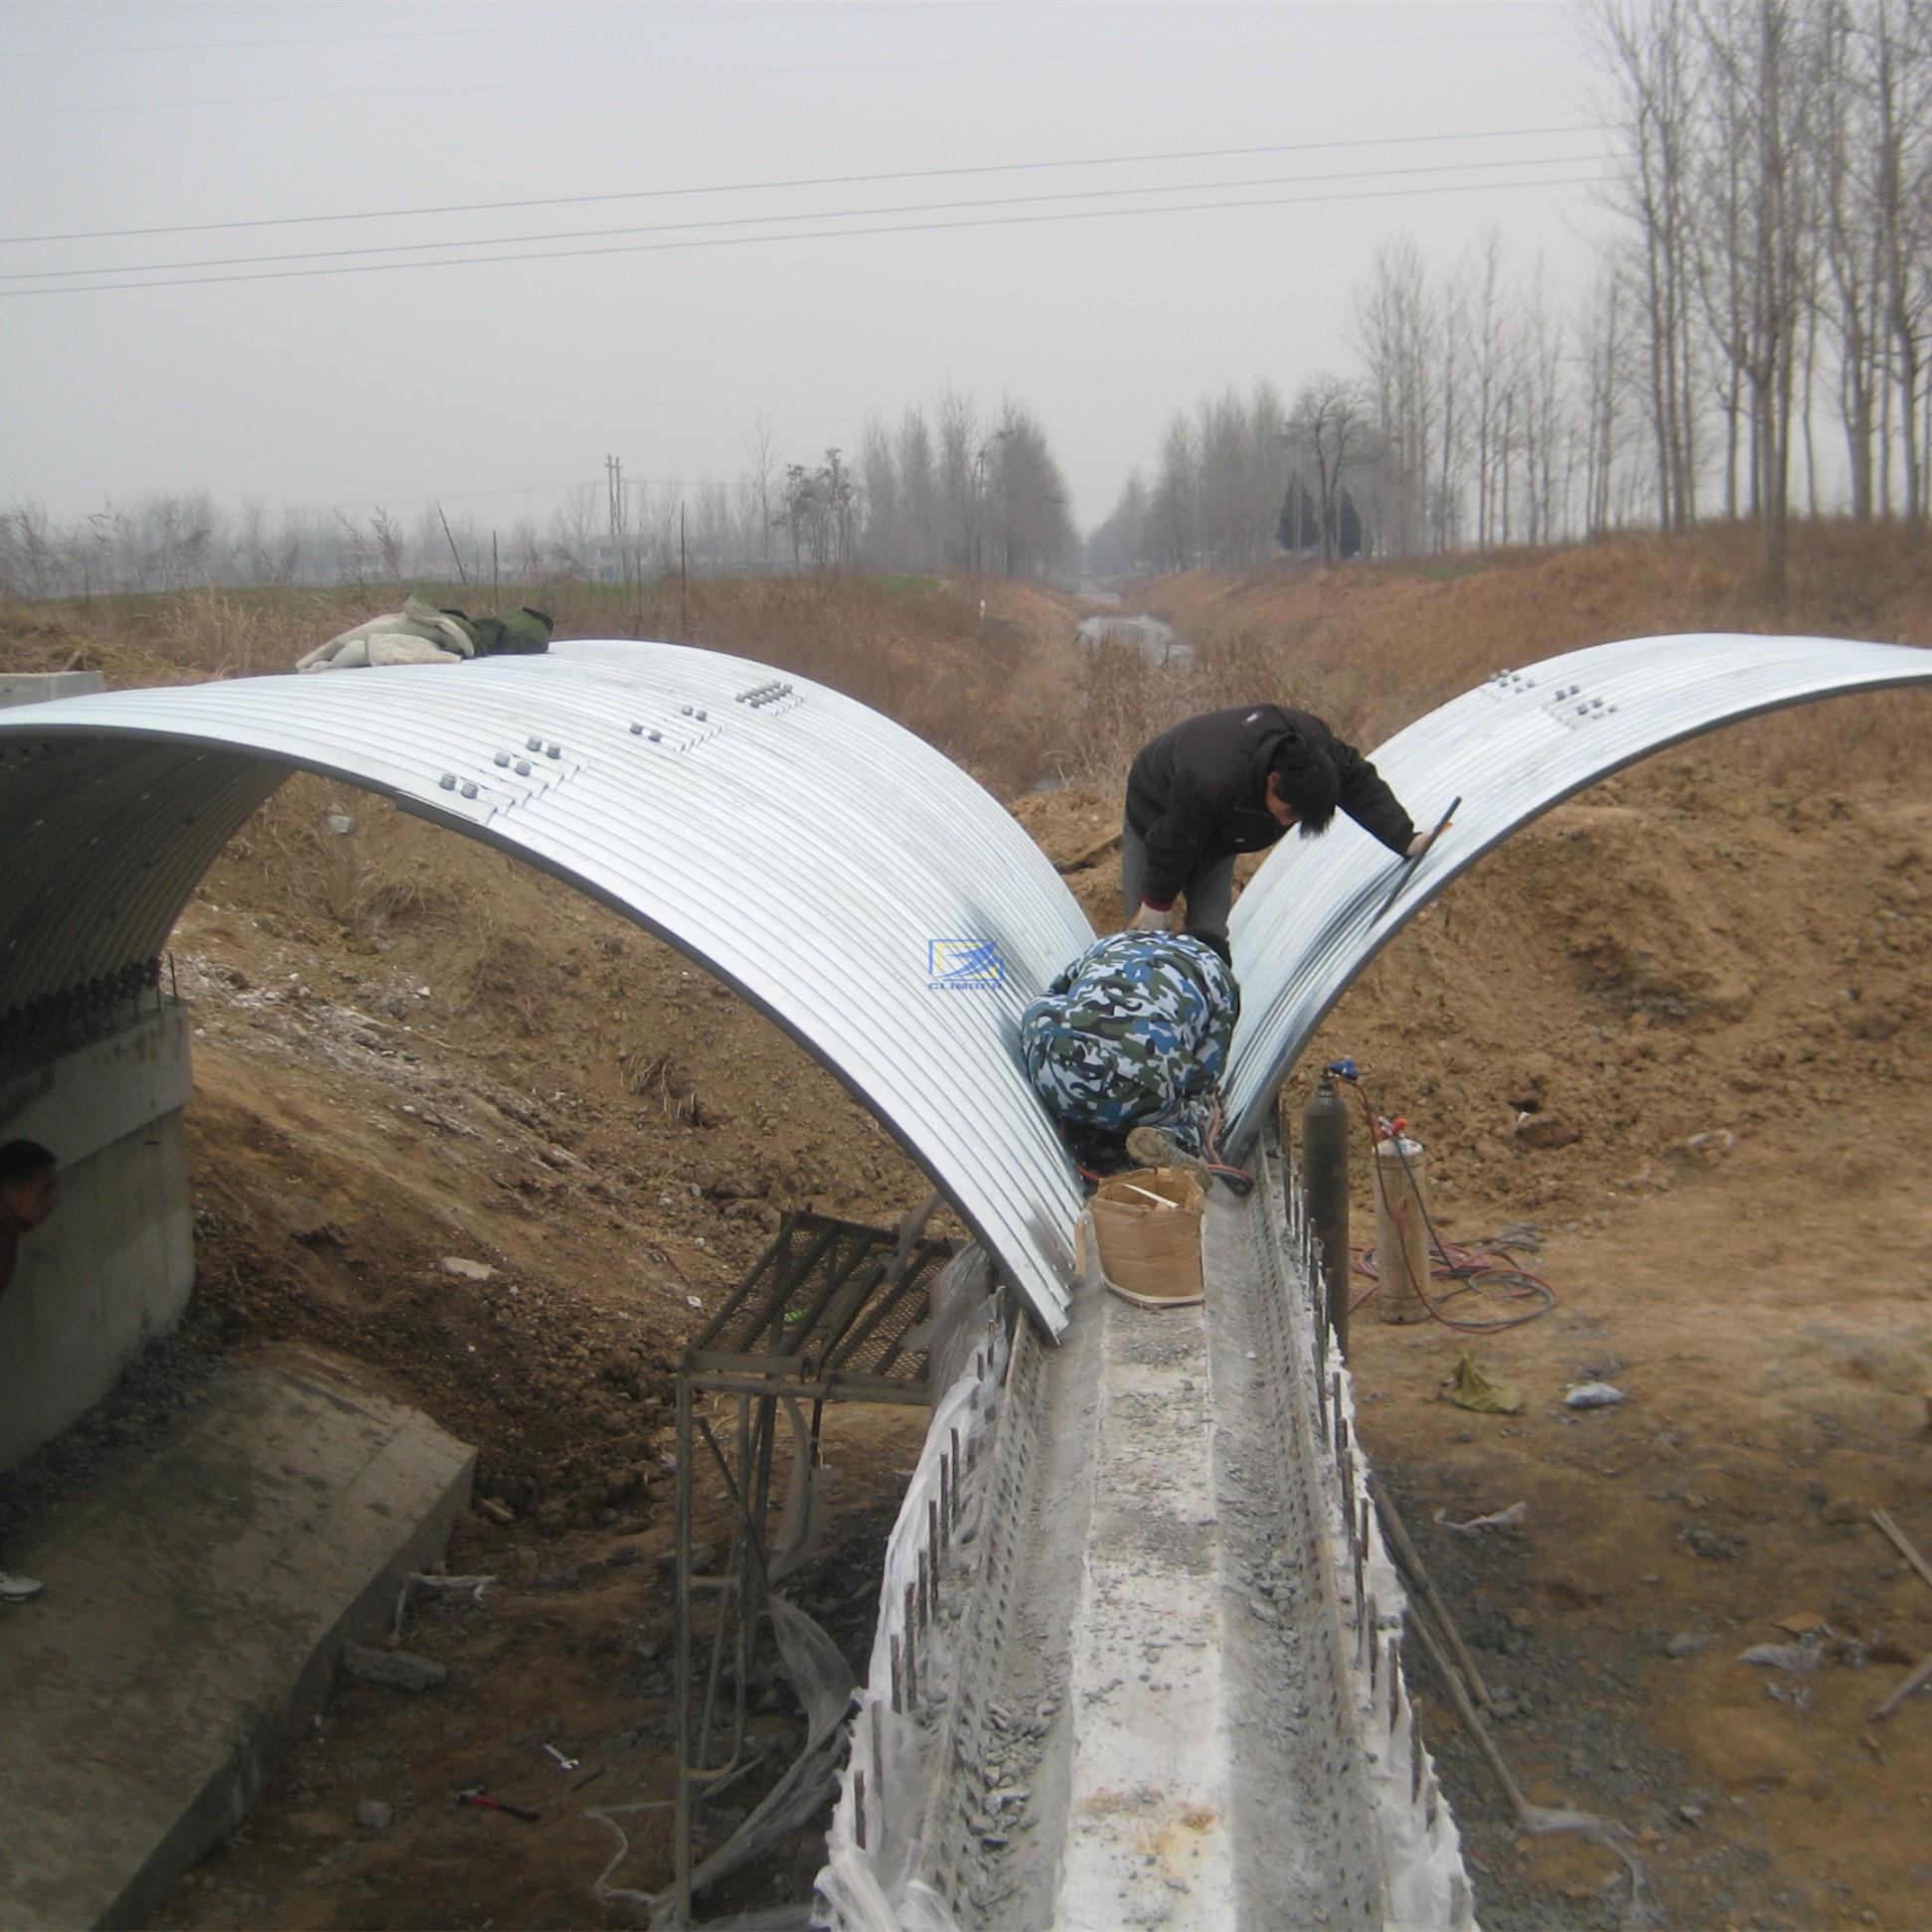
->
[9,629,1925,1332]
[0,642,1093,1335]
[1222,631,1932,1150]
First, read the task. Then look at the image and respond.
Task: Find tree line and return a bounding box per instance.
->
[0,390,1078,600]
[1092,0,1932,588]
[11,3,1925,603]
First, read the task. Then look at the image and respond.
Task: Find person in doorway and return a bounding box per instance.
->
[1122,705,1438,958]
[0,1139,59,1604]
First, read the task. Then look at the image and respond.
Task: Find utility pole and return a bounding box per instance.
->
[680,501,688,637]
[435,502,469,585]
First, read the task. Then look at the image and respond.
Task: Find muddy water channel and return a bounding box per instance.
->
[1073,612,1193,667]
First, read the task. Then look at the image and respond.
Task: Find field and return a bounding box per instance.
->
[1,531,1929,1929]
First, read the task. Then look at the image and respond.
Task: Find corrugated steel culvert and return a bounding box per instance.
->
[0,640,1092,1336]
[2,629,1925,1336]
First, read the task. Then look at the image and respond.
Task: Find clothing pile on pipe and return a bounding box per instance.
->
[296,595,554,671]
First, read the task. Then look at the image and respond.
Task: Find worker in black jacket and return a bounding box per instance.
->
[1122,705,1436,957]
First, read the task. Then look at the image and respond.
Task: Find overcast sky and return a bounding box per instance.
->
[1,0,1612,536]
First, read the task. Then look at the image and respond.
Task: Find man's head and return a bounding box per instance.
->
[1264,743,1340,837]
[0,1141,59,1231]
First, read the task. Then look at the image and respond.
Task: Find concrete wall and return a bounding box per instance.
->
[0,1006,196,1468]
[0,670,105,709]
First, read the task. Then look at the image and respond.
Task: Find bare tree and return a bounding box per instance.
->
[894,406,939,571]
[1812,0,1884,517]
[1870,0,1932,518]
[856,417,899,568]
[1086,469,1151,575]
[0,498,69,599]
[1579,269,1636,531]
[983,401,1075,578]
[744,413,778,567]
[1695,0,1823,586]
[1467,231,1526,547]
[370,506,405,580]
[549,484,599,580]
[1352,236,1440,555]
[934,389,979,570]
[1286,375,1375,564]
[1592,0,1703,527]
[1148,414,1199,570]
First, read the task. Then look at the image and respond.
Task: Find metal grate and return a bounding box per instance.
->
[673,1209,961,1916]
[684,1209,954,1394]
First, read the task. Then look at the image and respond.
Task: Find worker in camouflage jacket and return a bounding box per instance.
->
[1124,705,1436,960]
[1020,930,1238,1171]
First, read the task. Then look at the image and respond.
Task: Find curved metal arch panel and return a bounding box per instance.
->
[0,641,1094,1336]
[1222,632,1932,1151]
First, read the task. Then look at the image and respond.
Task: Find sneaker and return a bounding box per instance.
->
[0,1569,43,1602]
[1124,1126,1213,1189]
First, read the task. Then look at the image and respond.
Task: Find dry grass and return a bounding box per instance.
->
[5,526,1924,804]
[523,571,1081,792]
[0,572,1085,793]
[616,1044,706,1124]
[216,776,453,949]
[147,588,349,679]
[1140,520,1932,788]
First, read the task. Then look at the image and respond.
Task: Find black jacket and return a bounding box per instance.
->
[1125,705,1414,905]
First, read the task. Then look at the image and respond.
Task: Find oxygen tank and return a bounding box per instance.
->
[1373,1133,1431,1325]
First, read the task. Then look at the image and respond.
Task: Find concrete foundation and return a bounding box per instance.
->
[0,1356,475,1931]
[821,1134,1475,1929]
[0,1004,196,1468]
[0,669,105,709]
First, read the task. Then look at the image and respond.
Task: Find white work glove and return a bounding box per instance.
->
[1129,902,1174,932]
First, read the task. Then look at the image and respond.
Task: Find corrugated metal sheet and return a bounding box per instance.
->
[0,642,1093,1336]
[10,629,1923,1332]
[1221,631,1932,1150]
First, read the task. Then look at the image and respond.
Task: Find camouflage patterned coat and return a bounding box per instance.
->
[1019,931,1240,1155]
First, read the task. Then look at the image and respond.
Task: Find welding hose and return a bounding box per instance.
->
[1343,1077,1556,1333]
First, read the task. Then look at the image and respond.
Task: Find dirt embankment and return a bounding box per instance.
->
[2,536,1929,1928]
[1137,521,1932,786]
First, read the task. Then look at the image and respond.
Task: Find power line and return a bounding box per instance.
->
[1,153,1609,284]
[0,122,1612,245]
[0,172,1613,300]
[1,29,1569,120]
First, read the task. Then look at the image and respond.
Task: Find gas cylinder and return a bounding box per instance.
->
[1373,1133,1431,1325]
[1301,1074,1353,1354]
